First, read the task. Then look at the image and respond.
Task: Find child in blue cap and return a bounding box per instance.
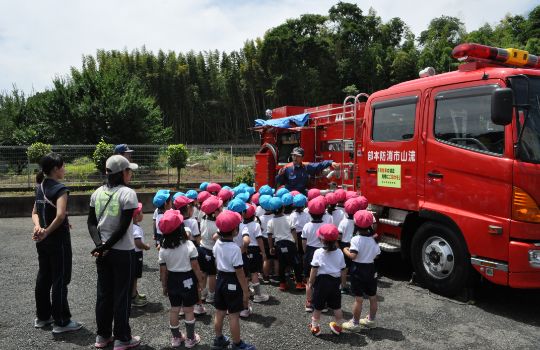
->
[153,189,172,249]
[266,197,305,291]
[290,194,310,280]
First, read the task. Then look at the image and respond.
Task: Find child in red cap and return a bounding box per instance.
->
[302,196,328,312]
[308,224,346,336]
[342,210,380,331]
[132,203,150,307]
[199,196,223,303]
[212,211,255,350]
[158,210,204,348]
[337,197,363,294]
[326,192,344,228]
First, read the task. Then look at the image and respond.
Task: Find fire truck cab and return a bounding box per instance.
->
[254,43,540,295]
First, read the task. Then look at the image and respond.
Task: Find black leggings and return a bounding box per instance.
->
[275,240,303,283]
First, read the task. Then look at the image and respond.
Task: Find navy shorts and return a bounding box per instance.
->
[214,272,244,313]
[246,246,263,274]
[312,274,341,310]
[350,262,377,297]
[200,247,217,276]
[167,270,199,307]
[338,242,351,269]
[134,251,143,278]
[262,237,275,259]
[303,245,319,277]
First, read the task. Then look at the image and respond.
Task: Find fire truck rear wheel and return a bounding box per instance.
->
[411,222,470,296]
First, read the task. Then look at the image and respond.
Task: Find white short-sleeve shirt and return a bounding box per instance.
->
[200,218,218,250]
[338,218,355,243]
[267,215,294,243]
[213,239,244,272]
[184,218,200,238]
[301,221,325,248]
[241,221,263,247]
[289,210,310,232]
[133,224,145,253]
[311,248,346,278]
[255,206,265,218]
[158,240,198,272]
[349,235,380,263]
[331,208,344,227]
[258,213,274,238]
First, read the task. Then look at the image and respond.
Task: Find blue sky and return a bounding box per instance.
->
[0,0,537,94]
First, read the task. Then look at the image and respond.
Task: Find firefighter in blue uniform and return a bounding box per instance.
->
[275,147,338,194]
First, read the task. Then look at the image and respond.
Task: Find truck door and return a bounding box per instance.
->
[362,93,421,211]
[424,83,513,263]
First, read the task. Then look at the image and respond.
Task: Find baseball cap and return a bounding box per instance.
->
[105,155,138,174]
[307,188,321,201]
[317,223,339,241]
[259,194,273,211]
[236,192,250,203]
[185,190,198,200]
[282,193,294,206]
[334,189,346,203]
[173,192,185,201]
[113,144,133,154]
[199,182,209,191]
[293,194,307,208]
[218,188,233,201]
[201,196,223,214]
[206,182,222,193]
[245,186,255,196]
[174,195,194,209]
[197,190,211,203]
[291,147,304,157]
[325,192,338,205]
[153,189,171,207]
[269,197,283,211]
[275,187,290,198]
[346,191,359,200]
[222,185,233,191]
[216,210,242,233]
[258,185,274,196]
[290,190,301,197]
[344,198,362,215]
[358,196,369,210]
[308,196,326,215]
[228,198,248,213]
[132,202,143,218]
[251,192,260,205]
[158,209,184,235]
[245,204,256,218]
[354,210,374,229]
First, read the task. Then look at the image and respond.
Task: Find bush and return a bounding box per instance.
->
[26,142,52,164]
[65,156,96,183]
[167,144,189,187]
[93,138,114,174]
[234,167,254,186]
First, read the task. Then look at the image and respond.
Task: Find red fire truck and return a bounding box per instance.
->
[253,43,540,295]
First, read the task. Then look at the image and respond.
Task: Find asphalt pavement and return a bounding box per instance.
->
[1,215,539,350]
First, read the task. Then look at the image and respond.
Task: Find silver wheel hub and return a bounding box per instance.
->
[421,236,454,279]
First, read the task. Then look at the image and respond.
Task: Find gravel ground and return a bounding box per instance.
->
[1,215,539,350]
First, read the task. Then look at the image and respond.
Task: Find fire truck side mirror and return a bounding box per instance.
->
[491,88,513,126]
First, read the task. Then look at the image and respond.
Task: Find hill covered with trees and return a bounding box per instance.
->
[1,2,539,145]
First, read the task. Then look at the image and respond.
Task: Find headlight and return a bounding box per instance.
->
[529,250,540,268]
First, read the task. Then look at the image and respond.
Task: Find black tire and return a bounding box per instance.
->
[411,222,470,296]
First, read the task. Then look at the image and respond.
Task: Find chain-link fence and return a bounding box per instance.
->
[0,144,259,189]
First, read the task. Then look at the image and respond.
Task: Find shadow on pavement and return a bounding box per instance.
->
[131,302,165,318]
[51,326,95,347]
[319,331,368,346]
[243,313,278,328]
[361,326,406,342]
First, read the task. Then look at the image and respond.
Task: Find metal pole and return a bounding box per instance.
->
[230,145,234,183]
[27,155,30,189]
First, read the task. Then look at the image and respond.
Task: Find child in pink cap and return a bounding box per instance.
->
[307,224,346,337]
[212,211,255,350]
[325,192,344,227]
[337,198,364,294]
[158,210,204,348]
[342,210,380,331]
[132,203,150,307]
[302,196,328,312]
[199,196,223,303]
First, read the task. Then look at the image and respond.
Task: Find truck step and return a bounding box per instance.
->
[378,235,401,253]
[378,218,403,227]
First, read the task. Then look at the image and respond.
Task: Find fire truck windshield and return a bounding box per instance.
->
[511,76,540,164]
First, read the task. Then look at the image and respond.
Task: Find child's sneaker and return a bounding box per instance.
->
[261,275,270,284]
[205,292,215,303]
[309,323,321,336]
[136,292,147,300]
[185,333,201,348]
[295,282,306,290]
[34,317,54,328]
[95,335,114,348]
[342,319,361,332]
[211,335,230,350]
[194,304,207,315]
[231,340,256,350]
[52,320,83,334]
[113,336,141,350]
[305,302,314,312]
[270,275,280,283]
[329,321,342,335]
[171,335,184,348]
[360,316,376,328]
[340,286,350,294]
[132,295,148,307]
[278,282,288,291]
[253,293,270,303]
[240,305,252,318]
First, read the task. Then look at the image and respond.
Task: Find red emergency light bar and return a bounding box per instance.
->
[452,43,540,69]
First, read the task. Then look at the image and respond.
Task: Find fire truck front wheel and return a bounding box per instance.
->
[411,222,470,296]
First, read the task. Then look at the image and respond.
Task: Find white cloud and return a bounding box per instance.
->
[0,0,536,93]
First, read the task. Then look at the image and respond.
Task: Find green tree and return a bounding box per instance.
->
[93,138,114,174]
[167,144,189,188]
[27,142,52,164]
